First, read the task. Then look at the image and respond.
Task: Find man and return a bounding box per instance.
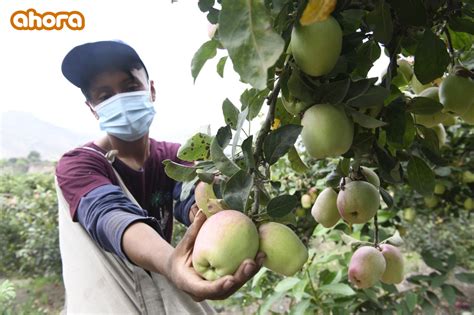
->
[56,40,263,314]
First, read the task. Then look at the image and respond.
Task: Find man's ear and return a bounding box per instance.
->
[85,101,99,120]
[150,80,156,102]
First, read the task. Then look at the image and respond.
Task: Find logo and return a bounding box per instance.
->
[11,9,85,31]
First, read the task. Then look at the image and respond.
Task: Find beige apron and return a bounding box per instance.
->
[56,147,215,314]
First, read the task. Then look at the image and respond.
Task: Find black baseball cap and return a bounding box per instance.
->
[61,40,148,89]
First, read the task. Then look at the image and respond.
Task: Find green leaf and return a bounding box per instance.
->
[240,88,268,121]
[407,156,435,196]
[288,146,309,174]
[417,125,440,157]
[241,136,255,170]
[408,97,444,114]
[257,291,284,315]
[349,110,387,129]
[232,107,249,158]
[379,187,394,209]
[414,30,450,84]
[345,78,378,101]
[321,79,351,104]
[267,194,298,218]
[207,8,220,24]
[441,285,456,305]
[198,0,215,12]
[319,283,356,296]
[455,272,474,284]
[196,169,215,184]
[421,250,445,271]
[274,277,300,292]
[219,0,285,90]
[163,160,197,182]
[191,40,218,82]
[405,292,417,312]
[386,0,427,26]
[340,9,366,34]
[263,124,302,165]
[251,267,268,288]
[178,133,212,161]
[288,69,315,104]
[352,40,382,79]
[217,56,227,78]
[346,86,389,109]
[210,126,241,177]
[223,170,254,211]
[290,299,311,315]
[366,0,393,44]
[449,17,474,34]
[222,98,239,129]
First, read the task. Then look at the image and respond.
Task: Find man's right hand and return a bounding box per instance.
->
[166,210,265,301]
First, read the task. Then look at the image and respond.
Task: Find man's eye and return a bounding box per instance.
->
[98,95,112,102]
[126,85,140,91]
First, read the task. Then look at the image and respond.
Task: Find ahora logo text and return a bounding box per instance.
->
[11,9,85,31]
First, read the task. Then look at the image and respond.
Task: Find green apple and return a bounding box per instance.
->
[281,95,307,116]
[301,194,312,209]
[359,166,380,187]
[348,246,386,289]
[434,183,446,195]
[192,210,259,280]
[311,187,340,228]
[295,207,306,218]
[337,181,380,224]
[424,196,439,208]
[301,104,354,159]
[414,87,451,128]
[464,198,473,211]
[403,208,416,222]
[380,244,404,284]
[439,74,474,116]
[290,16,342,77]
[463,171,474,184]
[258,222,308,276]
[308,187,318,203]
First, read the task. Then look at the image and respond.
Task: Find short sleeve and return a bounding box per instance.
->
[56,148,114,219]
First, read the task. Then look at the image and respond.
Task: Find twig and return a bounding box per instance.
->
[374,214,379,247]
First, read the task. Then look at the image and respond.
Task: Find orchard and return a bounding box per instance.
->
[165,0,474,313]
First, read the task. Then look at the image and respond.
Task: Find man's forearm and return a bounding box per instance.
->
[122,221,174,276]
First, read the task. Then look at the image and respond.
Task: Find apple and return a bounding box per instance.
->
[194,182,225,217]
[424,196,439,208]
[258,222,308,276]
[295,207,306,218]
[281,94,307,116]
[439,74,474,117]
[348,246,386,289]
[414,87,451,128]
[434,183,446,195]
[301,104,354,159]
[403,208,416,222]
[301,194,312,209]
[290,16,342,77]
[359,166,380,187]
[308,187,318,203]
[311,187,340,228]
[380,244,404,284]
[192,210,259,280]
[464,198,474,211]
[337,181,380,224]
[462,171,474,184]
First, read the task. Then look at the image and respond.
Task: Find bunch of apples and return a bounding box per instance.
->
[310,166,405,289]
[191,183,308,281]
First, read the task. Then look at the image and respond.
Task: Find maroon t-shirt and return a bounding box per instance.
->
[56,139,182,241]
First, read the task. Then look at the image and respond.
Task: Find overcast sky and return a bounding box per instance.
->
[0,0,388,145]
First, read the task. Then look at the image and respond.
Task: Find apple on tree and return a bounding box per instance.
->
[337,180,380,224]
[258,222,308,276]
[348,246,386,289]
[311,187,340,228]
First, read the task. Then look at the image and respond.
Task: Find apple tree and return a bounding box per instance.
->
[166,0,473,313]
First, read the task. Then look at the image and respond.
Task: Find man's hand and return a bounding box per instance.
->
[167,210,265,301]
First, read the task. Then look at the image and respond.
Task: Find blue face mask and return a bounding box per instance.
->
[93,90,156,142]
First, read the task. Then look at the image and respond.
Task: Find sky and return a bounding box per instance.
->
[0,0,388,145]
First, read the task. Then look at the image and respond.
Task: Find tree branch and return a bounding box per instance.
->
[374,214,379,247]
